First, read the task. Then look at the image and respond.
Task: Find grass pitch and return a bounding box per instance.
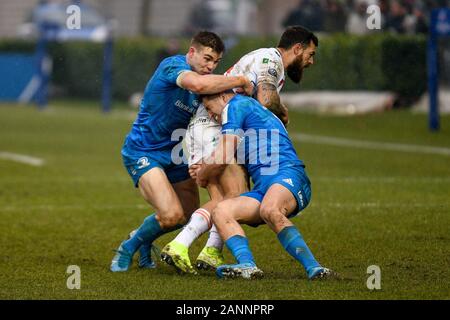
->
[0,100,449,299]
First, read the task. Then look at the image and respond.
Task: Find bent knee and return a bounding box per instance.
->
[212,201,233,222]
[158,209,186,228]
[260,205,284,224]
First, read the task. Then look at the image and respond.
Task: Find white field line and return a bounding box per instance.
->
[292,133,450,156]
[0,151,45,166]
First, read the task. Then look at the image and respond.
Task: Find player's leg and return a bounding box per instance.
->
[260,181,336,280]
[111,167,186,272]
[212,196,264,279]
[161,180,223,273]
[196,164,250,269]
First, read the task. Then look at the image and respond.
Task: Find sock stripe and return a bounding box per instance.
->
[195,209,212,229]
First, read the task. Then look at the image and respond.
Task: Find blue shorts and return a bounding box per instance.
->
[241,165,312,219]
[122,146,190,187]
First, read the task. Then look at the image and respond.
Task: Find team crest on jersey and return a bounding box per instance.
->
[137,157,150,169]
[268,68,278,78]
[283,178,294,187]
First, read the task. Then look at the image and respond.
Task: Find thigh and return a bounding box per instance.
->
[219,196,263,225]
[138,167,184,216]
[172,177,200,217]
[219,164,250,198]
[261,183,298,217]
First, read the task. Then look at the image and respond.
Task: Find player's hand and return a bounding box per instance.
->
[195,166,209,188]
[196,175,209,188]
[237,76,254,96]
[189,163,201,179]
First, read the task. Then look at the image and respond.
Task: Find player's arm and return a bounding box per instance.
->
[256,83,289,125]
[195,134,240,187]
[177,72,253,95]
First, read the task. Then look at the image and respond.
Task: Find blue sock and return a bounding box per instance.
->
[277,226,321,273]
[225,235,255,265]
[123,213,182,254]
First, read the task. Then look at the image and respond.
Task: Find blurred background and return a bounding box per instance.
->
[0,0,449,115]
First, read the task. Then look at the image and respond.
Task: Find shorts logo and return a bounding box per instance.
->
[137,157,150,169]
[283,178,294,187]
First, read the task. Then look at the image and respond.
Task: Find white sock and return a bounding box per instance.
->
[174,208,212,248]
[205,224,224,251]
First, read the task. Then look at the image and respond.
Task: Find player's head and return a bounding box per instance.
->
[200,90,234,120]
[278,26,318,83]
[187,31,225,75]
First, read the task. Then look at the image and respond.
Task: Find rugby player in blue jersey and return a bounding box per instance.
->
[110,32,253,272]
[190,91,337,280]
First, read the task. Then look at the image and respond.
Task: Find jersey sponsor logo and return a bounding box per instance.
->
[297,190,305,207]
[283,178,294,187]
[175,99,196,114]
[137,157,150,169]
[268,68,278,78]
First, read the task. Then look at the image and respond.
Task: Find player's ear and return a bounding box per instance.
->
[188,46,196,58]
[293,43,303,56]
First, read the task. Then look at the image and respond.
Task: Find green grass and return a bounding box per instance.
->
[0,100,449,299]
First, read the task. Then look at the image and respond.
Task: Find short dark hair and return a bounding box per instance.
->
[191,31,225,54]
[278,26,319,49]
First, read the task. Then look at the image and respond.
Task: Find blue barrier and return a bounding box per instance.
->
[0,54,38,102]
[428,8,450,131]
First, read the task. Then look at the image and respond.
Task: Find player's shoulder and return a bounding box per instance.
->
[160,55,190,70]
[228,94,257,112]
[251,48,282,63]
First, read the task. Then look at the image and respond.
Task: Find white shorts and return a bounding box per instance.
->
[185,104,221,167]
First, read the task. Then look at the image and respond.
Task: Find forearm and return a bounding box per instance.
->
[257,83,288,124]
[181,73,247,94]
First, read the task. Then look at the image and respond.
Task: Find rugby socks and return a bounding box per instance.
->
[174,208,212,248]
[122,213,165,253]
[225,235,255,265]
[205,224,224,251]
[277,226,321,273]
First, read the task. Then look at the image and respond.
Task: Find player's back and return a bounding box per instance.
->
[221,95,303,178]
[124,55,200,154]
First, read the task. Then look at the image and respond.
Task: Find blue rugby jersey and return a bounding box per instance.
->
[124,55,200,154]
[221,94,304,179]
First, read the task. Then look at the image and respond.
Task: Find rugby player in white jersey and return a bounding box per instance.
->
[159,26,318,274]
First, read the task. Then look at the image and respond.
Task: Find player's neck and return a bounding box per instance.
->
[276,47,290,71]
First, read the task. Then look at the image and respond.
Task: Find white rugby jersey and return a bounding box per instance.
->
[194,48,285,118]
[224,47,285,96]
